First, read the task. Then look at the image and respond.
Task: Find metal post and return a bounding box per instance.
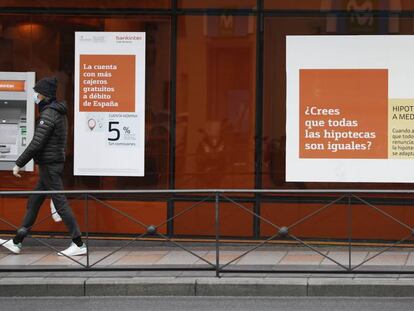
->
[167,0,178,238]
[215,192,220,277]
[348,193,352,271]
[85,194,90,269]
[253,0,264,239]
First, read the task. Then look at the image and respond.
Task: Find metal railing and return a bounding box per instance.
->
[1,189,414,276]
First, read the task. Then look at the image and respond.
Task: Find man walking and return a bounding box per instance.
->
[0,77,86,256]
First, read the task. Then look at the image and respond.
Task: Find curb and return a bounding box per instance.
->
[85,278,195,296]
[1,277,414,297]
[308,278,414,297]
[196,278,307,296]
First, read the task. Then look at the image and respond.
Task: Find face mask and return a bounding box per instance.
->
[33,92,41,105]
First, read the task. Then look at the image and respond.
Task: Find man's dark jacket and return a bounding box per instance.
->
[16,100,68,167]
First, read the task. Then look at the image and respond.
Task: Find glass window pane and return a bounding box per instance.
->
[174,201,253,237]
[262,14,414,189]
[0,14,171,190]
[0,14,35,190]
[176,15,256,189]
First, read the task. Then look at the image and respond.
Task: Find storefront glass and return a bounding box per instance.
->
[0,14,171,190]
[175,15,256,189]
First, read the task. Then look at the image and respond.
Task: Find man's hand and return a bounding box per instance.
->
[12,165,21,178]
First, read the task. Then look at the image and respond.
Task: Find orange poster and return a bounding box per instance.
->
[79,54,135,112]
[299,69,388,159]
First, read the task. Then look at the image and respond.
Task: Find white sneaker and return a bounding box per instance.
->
[58,242,87,256]
[0,239,22,254]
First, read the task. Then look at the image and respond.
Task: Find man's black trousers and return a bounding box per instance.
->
[15,163,81,242]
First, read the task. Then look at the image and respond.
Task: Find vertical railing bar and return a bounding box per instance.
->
[167,0,178,237]
[215,192,220,278]
[348,193,352,271]
[253,0,264,239]
[85,194,90,269]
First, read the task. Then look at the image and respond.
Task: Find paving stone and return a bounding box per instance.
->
[278,251,327,265]
[156,250,208,265]
[320,251,368,266]
[0,253,49,266]
[235,251,286,265]
[31,253,80,266]
[0,253,11,260]
[402,252,414,266]
[195,251,242,265]
[111,251,168,266]
[73,250,131,267]
[363,252,408,266]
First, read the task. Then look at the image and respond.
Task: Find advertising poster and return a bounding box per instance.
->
[286,35,414,182]
[74,32,145,176]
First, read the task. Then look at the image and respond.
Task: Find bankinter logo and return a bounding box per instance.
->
[116,35,142,41]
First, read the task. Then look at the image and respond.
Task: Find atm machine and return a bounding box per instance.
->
[0,72,35,172]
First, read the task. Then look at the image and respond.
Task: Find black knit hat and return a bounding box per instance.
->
[33,77,58,98]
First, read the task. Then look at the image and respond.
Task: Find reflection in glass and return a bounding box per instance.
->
[176,15,256,189]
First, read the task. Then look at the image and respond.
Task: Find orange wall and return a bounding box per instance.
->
[261,202,414,241]
[174,202,253,237]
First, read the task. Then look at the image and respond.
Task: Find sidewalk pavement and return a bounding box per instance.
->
[1,242,414,297]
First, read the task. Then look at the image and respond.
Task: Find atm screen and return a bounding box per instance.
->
[0,123,18,144]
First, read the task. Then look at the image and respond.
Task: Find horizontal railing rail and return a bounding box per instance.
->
[3,189,414,194]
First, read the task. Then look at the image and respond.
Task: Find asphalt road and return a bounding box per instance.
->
[1,297,414,311]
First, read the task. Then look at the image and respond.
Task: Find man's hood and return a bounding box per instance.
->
[47,100,68,115]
